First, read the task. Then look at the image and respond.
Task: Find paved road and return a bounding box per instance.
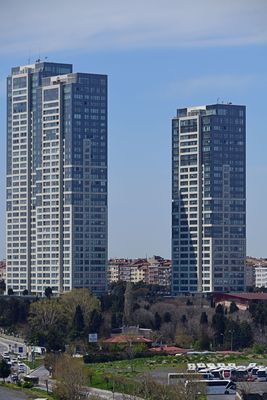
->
[84,387,142,399]
[0,340,9,354]
[29,365,49,381]
[0,335,27,355]
[0,387,30,400]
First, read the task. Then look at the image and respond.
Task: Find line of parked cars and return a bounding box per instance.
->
[1,351,27,381]
[187,362,267,382]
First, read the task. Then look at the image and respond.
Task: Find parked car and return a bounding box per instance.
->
[257,369,267,382]
[18,363,26,373]
[10,373,18,382]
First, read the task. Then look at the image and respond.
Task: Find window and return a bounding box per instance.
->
[44,88,58,102]
[13,102,26,113]
[13,77,27,89]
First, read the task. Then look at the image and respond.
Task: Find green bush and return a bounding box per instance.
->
[22,381,33,388]
[251,343,266,354]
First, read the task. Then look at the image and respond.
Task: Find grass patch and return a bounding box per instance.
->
[0,382,56,399]
[85,352,267,397]
[24,358,44,370]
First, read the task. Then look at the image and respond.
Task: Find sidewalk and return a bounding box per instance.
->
[0,332,25,344]
[82,386,143,399]
[36,377,142,400]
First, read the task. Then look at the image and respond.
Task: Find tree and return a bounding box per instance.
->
[136,374,206,400]
[22,289,29,296]
[200,312,208,325]
[71,305,85,339]
[154,312,162,330]
[53,354,88,400]
[229,302,239,314]
[239,321,253,348]
[44,287,53,299]
[215,303,224,314]
[0,279,6,294]
[60,289,100,333]
[0,359,11,382]
[0,297,29,327]
[108,281,126,313]
[28,298,67,351]
[196,333,211,350]
[111,312,122,328]
[163,312,171,323]
[7,288,14,296]
[224,319,241,350]
[249,301,267,327]
[89,309,103,333]
[123,282,134,325]
[212,312,226,346]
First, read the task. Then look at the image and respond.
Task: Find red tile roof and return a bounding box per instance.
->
[103,335,153,344]
[214,292,267,301]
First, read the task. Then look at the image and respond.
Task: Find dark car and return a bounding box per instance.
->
[10,374,18,382]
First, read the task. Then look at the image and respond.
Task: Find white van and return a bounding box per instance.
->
[168,372,214,385]
[185,379,236,395]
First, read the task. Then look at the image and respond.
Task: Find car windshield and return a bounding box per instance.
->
[252,369,258,374]
[229,383,236,390]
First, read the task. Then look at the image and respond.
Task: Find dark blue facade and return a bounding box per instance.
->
[172,104,246,294]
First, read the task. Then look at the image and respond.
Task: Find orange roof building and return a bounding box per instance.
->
[102,335,152,345]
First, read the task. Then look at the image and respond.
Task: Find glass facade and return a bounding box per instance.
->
[172,104,246,294]
[6,62,108,296]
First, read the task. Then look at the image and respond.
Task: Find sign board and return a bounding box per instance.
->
[88,333,98,343]
[18,346,23,353]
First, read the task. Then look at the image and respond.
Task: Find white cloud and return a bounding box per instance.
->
[165,73,267,99]
[0,0,267,55]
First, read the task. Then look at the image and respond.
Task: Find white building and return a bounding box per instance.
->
[6,61,107,296]
[255,266,267,288]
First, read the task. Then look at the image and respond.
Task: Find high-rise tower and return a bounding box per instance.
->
[6,61,107,295]
[172,103,246,294]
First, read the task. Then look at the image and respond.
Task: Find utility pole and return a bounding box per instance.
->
[229,330,234,351]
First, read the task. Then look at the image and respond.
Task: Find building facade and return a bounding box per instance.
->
[108,257,171,289]
[255,266,267,288]
[172,103,246,294]
[6,61,107,296]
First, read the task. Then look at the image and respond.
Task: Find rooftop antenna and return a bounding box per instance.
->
[217,97,220,103]
[36,49,41,63]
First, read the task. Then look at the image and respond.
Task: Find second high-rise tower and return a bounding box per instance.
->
[172,103,246,294]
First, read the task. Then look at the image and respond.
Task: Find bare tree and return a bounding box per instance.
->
[53,354,88,400]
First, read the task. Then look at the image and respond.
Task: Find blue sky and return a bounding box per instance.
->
[0,0,267,259]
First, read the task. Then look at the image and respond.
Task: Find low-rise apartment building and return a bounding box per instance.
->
[255,265,267,288]
[108,256,171,290]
